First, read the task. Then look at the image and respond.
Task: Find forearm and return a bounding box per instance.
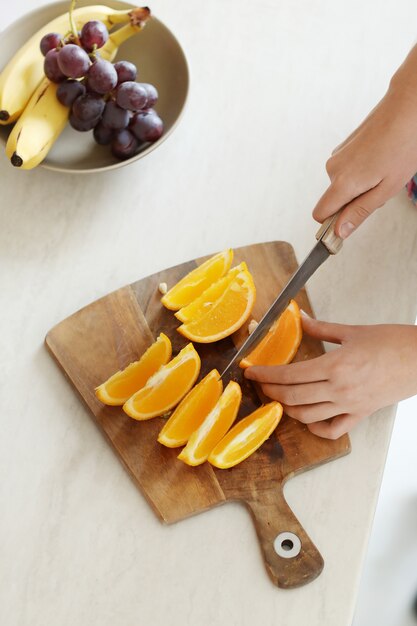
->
[389,43,417,99]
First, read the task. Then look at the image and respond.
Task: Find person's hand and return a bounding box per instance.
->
[244,312,417,439]
[314,44,417,239]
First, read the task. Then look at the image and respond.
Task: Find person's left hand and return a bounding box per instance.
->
[244,312,417,439]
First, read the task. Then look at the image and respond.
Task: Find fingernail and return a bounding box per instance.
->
[339,221,355,239]
[300,309,310,317]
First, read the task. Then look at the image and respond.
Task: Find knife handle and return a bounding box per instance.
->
[315,209,344,254]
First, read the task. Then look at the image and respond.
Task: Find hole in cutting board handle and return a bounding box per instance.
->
[273,532,301,559]
[281,539,294,551]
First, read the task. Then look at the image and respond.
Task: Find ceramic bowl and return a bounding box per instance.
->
[0,0,189,173]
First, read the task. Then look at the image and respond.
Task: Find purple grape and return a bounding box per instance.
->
[130,110,163,142]
[93,121,114,145]
[141,83,158,109]
[87,59,117,94]
[84,78,100,96]
[72,93,105,121]
[114,60,137,84]
[56,80,86,106]
[69,112,100,132]
[102,100,130,130]
[116,81,147,111]
[44,49,66,83]
[80,20,109,52]
[57,44,91,79]
[111,129,139,160]
[40,32,62,56]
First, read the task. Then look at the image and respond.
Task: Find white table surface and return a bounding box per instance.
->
[1,1,417,625]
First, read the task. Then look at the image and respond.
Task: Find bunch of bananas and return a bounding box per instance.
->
[0,5,150,170]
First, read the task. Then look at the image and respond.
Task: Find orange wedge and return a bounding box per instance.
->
[95,333,172,406]
[157,369,223,447]
[161,249,233,311]
[239,300,302,368]
[175,263,247,323]
[177,266,256,343]
[208,402,283,469]
[123,343,201,420]
[177,381,242,466]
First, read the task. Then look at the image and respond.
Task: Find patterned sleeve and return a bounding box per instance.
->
[406,175,417,204]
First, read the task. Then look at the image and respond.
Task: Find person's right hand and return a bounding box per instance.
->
[313,44,417,239]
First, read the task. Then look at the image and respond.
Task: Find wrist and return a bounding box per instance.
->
[389,44,417,102]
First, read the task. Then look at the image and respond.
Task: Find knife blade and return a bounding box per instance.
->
[220,211,344,381]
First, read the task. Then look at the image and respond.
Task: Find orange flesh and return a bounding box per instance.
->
[240,300,302,368]
[177,381,242,465]
[161,250,233,311]
[95,333,172,405]
[123,344,200,420]
[132,359,198,413]
[157,369,223,447]
[178,269,256,343]
[175,264,246,323]
[208,402,283,468]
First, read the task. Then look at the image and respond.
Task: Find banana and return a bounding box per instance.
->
[5,82,69,169]
[0,5,143,125]
[6,9,150,170]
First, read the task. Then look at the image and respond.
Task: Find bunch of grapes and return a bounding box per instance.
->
[40,21,163,161]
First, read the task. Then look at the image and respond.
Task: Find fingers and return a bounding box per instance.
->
[259,374,363,435]
[314,179,387,240]
[260,381,331,406]
[244,351,334,385]
[283,402,338,423]
[307,414,362,439]
[333,182,387,239]
[300,312,351,344]
[312,180,356,224]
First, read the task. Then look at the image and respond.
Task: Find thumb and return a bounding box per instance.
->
[300,311,351,344]
[334,182,387,239]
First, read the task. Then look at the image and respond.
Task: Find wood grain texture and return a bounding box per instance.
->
[45,241,351,589]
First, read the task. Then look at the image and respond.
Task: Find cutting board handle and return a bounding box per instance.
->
[245,486,324,588]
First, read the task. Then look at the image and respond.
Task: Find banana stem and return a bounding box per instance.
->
[128,7,151,26]
[100,11,151,61]
[107,7,149,26]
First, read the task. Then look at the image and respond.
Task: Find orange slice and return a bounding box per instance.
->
[157,369,223,447]
[175,263,247,323]
[123,343,201,420]
[239,300,302,368]
[177,267,256,343]
[208,402,283,469]
[95,333,172,406]
[177,381,242,466]
[161,249,233,311]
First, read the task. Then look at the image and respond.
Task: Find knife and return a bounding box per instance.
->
[220,211,344,381]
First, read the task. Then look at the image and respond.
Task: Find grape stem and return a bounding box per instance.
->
[89,43,98,61]
[68,0,80,44]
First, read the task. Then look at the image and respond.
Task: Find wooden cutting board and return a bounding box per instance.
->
[45,241,351,589]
